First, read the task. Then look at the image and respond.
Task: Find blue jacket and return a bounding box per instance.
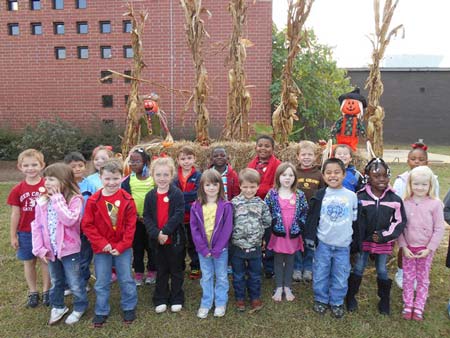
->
[343,165,364,192]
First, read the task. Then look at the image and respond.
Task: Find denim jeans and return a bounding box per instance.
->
[353,251,389,280]
[93,248,137,315]
[294,247,314,272]
[198,249,229,309]
[79,234,93,287]
[48,252,88,312]
[262,228,274,274]
[313,240,350,306]
[230,246,262,301]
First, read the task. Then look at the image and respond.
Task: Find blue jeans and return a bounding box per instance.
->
[79,234,93,287]
[294,247,314,272]
[313,240,350,306]
[198,249,229,309]
[93,248,137,315]
[353,251,389,280]
[263,228,274,274]
[48,252,88,312]
[230,246,262,301]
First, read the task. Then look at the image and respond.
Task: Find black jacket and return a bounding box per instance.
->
[443,190,450,268]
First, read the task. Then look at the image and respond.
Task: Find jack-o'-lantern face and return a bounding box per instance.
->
[342,99,361,116]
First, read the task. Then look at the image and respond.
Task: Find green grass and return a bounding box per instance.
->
[385,144,450,157]
[1,180,450,338]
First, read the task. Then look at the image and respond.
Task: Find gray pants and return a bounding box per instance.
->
[274,253,295,288]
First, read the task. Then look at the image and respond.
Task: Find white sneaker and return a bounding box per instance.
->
[214,306,226,317]
[171,304,182,313]
[48,306,69,325]
[155,304,167,314]
[65,310,84,325]
[197,307,209,319]
[302,270,313,282]
[64,289,72,297]
[292,270,303,282]
[395,269,403,289]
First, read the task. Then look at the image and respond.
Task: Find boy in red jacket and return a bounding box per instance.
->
[209,147,240,201]
[82,159,137,327]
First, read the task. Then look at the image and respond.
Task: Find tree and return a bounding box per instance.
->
[271,25,353,141]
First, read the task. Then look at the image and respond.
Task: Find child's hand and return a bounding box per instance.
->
[372,232,380,243]
[403,247,415,259]
[110,249,120,256]
[158,232,168,245]
[103,244,112,253]
[46,185,60,196]
[10,235,19,250]
[41,256,48,264]
[415,248,431,258]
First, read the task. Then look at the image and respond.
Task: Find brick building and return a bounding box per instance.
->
[0,0,272,139]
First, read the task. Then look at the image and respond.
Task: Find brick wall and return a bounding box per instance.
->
[0,0,272,139]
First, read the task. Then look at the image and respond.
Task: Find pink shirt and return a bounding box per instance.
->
[398,197,445,252]
[268,195,303,254]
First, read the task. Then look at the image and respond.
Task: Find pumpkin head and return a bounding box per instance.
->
[143,99,158,113]
[341,99,361,116]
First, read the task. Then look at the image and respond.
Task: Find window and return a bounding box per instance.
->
[77,46,88,59]
[125,95,129,105]
[55,47,66,59]
[100,70,112,83]
[100,46,112,59]
[30,0,41,10]
[123,20,132,33]
[8,23,19,36]
[76,0,86,9]
[123,46,133,58]
[100,21,111,33]
[31,23,42,35]
[53,0,63,9]
[54,22,64,35]
[8,1,18,11]
[77,22,88,34]
[102,95,113,108]
[124,70,132,83]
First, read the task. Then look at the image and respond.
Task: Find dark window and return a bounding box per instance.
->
[125,95,129,105]
[102,95,113,108]
[124,70,132,83]
[76,0,86,9]
[30,0,41,10]
[100,21,111,33]
[54,22,64,35]
[31,23,42,35]
[100,70,112,83]
[123,46,133,58]
[123,20,132,33]
[77,21,88,34]
[77,46,88,59]
[100,46,112,59]
[55,47,66,59]
[8,23,19,36]
[53,0,63,9]
[8,1,18,11]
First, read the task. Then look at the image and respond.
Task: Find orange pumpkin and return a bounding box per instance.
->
[341,99,361,116]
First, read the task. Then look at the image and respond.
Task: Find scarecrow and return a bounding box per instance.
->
[142,93,174,144]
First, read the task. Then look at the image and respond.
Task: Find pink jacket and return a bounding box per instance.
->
[31,193,83,261]
[398,197,445,252]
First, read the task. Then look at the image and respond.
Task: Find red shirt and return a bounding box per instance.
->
[7,178,45,232]
[157,191,171,244]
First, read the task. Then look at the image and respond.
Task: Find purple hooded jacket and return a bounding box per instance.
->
[190,199,233,258]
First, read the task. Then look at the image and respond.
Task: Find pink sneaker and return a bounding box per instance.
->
[135,272,144,286]
[111,271,118,283]
[145,271,157,285]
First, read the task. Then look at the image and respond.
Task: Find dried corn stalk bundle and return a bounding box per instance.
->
[365,0,403,157]
[222,0,253,141]
[272,0,313,146]
[180,0,211,145]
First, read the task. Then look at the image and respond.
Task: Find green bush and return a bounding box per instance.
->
[0,129,22,160]
[80,121,122,159]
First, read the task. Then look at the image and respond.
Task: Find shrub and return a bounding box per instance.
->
[0,129,22,160]
[80,120,122,159]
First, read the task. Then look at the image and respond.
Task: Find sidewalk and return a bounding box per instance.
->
[383,149,450,164]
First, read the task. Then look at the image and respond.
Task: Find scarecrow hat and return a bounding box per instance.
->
[338,88,367,108]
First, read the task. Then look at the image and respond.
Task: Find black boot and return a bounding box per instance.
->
[377,278,392,315]
[346,273,363,312]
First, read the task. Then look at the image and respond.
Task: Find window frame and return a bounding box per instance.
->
[30,0,41,10]
[55,46,66,60]
[8,23,20,36]
[123,46,133,59]
[76,0,86,9]
[77,46,89,59]
[53,0,64,10]
[123,20,132,33]
[31,22,42,35]
[100,46,112,59]
[53,22,65,35]
[99,21,111,34]
[102,95,113,108]
[76,21,88,34]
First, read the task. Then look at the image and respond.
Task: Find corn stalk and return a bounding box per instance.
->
[272,0,313,146]
[365,0,403,157]
[222,0,253,141]
[180,0,211,145]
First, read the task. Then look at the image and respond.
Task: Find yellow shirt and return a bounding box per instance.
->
[202,203,217,244]
[129,175,155,216]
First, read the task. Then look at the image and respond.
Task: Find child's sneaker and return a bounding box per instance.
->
[155,304,167,314]
[197,307,209,319]
[313,301,328,315]
[92,314,108,328]
[123,309,136,324]
[402,306,413,320]
[64,288,72,296]
[292,270,303,282]
[65,310,85,325]
[250,299,263,311]
[42,291,50,307]
[214,306,226,317]
[330,305,345,319]
[171,304,183,313]
[48,306,69,325]
[134,272,144,286]
[227,266,233,275]
[412,308,424,321]
[235,300,245,312]
[189,269,201,280]
[145,271,157,284]
[395,269,403,289]
[302,270,313,282]
[26,292,39,308]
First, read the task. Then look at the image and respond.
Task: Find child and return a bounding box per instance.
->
[122,148,156,286]
[82,159,138,327]
[31,163,88,325]
[231,168,271,311]
[209,146,240,201]
[346,158,406,315]
[393,141,439,289]
[333,144,363,192]
[444,190,450,317]
[7,149,51,308]
[143,157,185,314]
[398,166,444,321]
[174,146,202,279]
[190,169,233,318]
[304,158,359,318]
[86,145,114,190]
[265,162,308,302]
[64,152,97,291]
[293,140,325,282]
[247,135,281,278]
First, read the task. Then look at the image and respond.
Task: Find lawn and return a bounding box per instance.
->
[1,164,450,338]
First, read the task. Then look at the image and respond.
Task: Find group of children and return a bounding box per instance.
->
[7,136,450,327]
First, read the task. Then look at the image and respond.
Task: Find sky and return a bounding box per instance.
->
[272,0,450,68]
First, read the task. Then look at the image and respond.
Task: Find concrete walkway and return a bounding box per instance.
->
[383,149,450,164]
